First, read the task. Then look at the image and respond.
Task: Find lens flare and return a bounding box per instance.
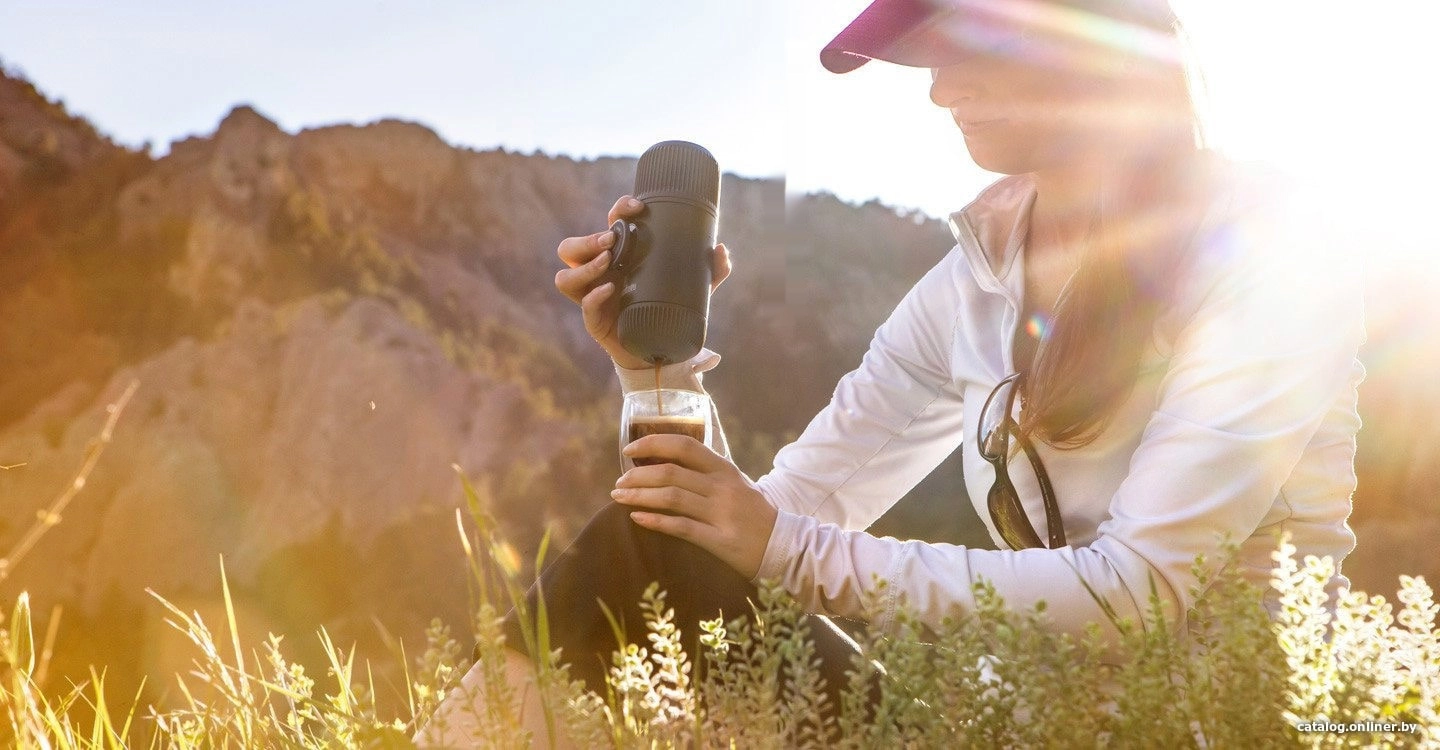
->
[1025,312,1051,341]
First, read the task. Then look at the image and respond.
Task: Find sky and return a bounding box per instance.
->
[1,0,1437,268]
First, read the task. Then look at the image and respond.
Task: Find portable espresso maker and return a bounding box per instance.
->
[603,140,720,366]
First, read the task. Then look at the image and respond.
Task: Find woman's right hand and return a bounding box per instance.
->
[555,195,732,371]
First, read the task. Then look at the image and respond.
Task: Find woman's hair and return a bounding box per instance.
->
[1018,11,1209,448]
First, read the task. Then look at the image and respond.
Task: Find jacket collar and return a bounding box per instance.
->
[948,173,1037,287]
[946,151,1237,288]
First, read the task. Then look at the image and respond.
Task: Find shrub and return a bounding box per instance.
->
[2,486,1437,747]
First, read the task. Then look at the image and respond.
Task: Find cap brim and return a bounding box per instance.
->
[820,0,963,74]
[820,0,1180,74]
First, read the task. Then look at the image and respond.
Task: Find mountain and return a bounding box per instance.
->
[1,66,1435,710]
[0,68,977,706]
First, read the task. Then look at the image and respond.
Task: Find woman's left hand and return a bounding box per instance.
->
[611,435,778,580]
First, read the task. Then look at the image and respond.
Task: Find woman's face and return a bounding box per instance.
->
[928,15,1146,175]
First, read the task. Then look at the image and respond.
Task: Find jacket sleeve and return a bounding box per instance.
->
[754,186,1366,647]
[751,247,968,530]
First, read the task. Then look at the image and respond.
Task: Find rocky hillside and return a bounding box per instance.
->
[0,68,974,704]
[0,65,1435,708]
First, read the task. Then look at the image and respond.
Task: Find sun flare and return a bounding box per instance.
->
[789,0,1438,279]
[1175,1,1439,274]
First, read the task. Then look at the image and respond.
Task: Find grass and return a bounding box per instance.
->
[5,497,1436,748]
[1,388,1437,746]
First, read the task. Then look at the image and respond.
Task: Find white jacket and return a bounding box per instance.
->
[615,162,1365,643]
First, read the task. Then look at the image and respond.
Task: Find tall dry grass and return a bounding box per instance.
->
[1,386,1436,747]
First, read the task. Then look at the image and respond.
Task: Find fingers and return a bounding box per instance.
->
[627,511,709,548]
[711,243,732,290]
[579,279,617,331]
[557,228,614,270]
[555,194,645,301]
[606,195,646,225]
[555,241,613,303]
[557,193,642,271]
[610,484,708,518]
[621,434,726,475]
[614,452,714,496]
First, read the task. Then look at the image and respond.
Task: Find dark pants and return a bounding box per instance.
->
[494,502,866,711]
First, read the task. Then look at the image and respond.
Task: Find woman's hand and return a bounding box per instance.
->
[555,195,732,371]
[609,434,778,580]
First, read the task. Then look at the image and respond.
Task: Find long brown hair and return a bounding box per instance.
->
[1018,13,1210,448]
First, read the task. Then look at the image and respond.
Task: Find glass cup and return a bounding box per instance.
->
[619,389,713,471]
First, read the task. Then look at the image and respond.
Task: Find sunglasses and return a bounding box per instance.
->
[977,373,1067,551]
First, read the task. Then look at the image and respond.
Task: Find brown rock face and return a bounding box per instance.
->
[0,71,637,705]
[0,67,963,705]
[0,66,115,202]
[0,291,610,697]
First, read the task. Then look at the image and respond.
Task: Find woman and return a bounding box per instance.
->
[422,0,1364,743]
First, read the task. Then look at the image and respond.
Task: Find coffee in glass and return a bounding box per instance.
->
[620,389,713,470]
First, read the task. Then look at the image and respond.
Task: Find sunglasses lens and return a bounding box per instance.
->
[978,376,1019,460]
[988,482,1039,550]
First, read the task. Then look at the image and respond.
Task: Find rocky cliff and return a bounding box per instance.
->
[0,68,972,704]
